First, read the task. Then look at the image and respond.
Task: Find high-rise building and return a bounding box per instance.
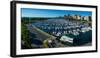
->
[83,16,89,21]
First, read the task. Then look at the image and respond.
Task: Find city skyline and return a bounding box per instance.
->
[21,8,92,18]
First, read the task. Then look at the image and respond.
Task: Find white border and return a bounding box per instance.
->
[16,4,96,55]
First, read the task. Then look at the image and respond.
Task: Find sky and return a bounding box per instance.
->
[21,8,92,17]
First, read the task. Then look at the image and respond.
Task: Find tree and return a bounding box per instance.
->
[88,16,92,21]
[21,24,32,49]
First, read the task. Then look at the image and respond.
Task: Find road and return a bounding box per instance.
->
[26,24,56,41]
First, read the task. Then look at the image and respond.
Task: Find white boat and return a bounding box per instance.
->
[60,35,73,43]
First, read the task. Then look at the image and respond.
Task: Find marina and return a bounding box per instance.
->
[26,19,92,48]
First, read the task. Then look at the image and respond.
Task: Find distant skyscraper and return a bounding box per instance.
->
[83,16,89,21]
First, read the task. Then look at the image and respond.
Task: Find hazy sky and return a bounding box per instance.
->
[21,8,92,17]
